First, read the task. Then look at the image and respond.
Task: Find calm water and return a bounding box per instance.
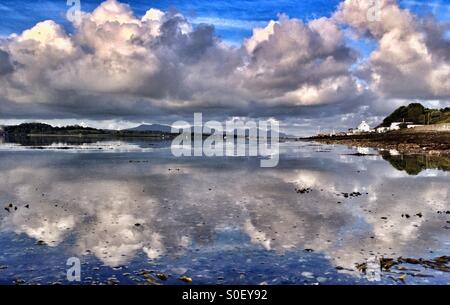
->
[0,137,449,285]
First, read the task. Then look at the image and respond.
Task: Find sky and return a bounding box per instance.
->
[0,0,449,135]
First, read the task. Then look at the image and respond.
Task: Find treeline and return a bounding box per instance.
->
[3,123,103,135]
[379,103,450,127]
[2,122,177,138]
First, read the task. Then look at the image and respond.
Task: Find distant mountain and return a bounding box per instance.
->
[379,103,450,127]
[125,124,174,133]
[237,127,292,138]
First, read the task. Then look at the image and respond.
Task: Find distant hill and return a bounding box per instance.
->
[3,122,292,139]
[125,124,173,133]
[125,124,291,138]
[379,103,450,127]
[3,123,101,135]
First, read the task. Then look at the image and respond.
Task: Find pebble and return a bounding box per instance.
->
[156,273,168,281]
[179,276,193,283]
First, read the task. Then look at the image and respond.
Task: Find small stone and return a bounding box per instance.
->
[179,276,193,283]
[156,273,168,281]
[14,279,26,285]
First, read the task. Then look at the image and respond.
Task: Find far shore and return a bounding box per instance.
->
[25,133,175,139]
[308,126,450,155]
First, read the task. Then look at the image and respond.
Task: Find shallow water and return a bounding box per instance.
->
[0,138,449,285]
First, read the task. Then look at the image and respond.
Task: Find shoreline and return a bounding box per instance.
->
[308,129,450,155]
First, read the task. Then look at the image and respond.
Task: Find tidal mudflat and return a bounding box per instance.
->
[0,139,449,285]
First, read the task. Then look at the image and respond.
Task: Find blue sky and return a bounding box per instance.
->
[0,0,340,42]
[1,0,448,43]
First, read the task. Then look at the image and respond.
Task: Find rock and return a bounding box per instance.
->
[156,273,168,281]
[25,204,29,209]
[14,279,26,285]
[179,276,193,283]
[36,240,47,246]
[355,262,367,273]
[398,257,420,264]
[415,213,423,218]
[380,258,397,270]
[296,188,312,194]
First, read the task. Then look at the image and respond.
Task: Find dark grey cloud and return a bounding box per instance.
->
[0,49,13,75]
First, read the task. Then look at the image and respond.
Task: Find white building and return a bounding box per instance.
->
[407,124,424,129]
[389,122,416,131]
[357,121,371,133]
[376,127,390,133]
[389,122,402,131]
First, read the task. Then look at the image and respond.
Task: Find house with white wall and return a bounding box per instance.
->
[357,121,372,133]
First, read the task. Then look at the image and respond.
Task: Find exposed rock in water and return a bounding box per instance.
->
[295,188,312,194]
[156,273,168,281]
[179,276,193,283]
